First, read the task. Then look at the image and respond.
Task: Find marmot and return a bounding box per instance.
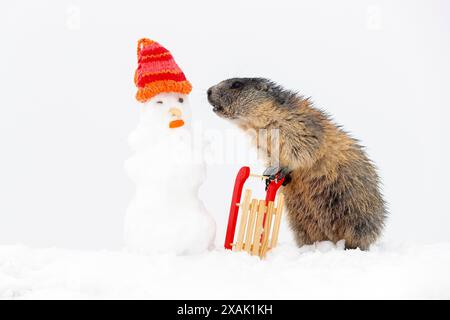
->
[207,78,386,250]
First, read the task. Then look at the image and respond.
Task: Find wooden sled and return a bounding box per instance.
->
[224,166,287,259]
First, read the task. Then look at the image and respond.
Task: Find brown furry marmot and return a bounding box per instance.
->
[207,78,386,250]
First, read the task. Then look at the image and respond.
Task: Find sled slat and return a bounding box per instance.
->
[252,200,266,256]
[270,194,284,249]
[234,189,252,251]
[244,199,258,253]
[260,201,275,258]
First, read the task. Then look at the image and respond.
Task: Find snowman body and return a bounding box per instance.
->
[124,93,216,254]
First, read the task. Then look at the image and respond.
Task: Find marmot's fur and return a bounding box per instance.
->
[207,78,386,250]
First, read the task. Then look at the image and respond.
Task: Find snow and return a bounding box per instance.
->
[1,241,450,299]
[124,93,215,255]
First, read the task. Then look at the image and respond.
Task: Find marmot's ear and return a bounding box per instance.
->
[276,95,287,105]
[256,82,270,92]
[275,91,289,105]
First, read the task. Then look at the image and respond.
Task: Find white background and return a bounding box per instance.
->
[0,0,449,250]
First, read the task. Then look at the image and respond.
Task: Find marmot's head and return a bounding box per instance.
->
[208,78,326,169]
[207,78,293,125]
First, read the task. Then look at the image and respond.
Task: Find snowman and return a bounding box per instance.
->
[124,38,216,255]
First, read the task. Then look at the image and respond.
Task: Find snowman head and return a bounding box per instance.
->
[142,92,191,129]
[134,38,193,130]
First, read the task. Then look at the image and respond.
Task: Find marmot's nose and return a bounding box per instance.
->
[207,88,212,97]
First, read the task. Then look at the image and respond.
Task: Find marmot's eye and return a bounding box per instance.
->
[178,97,184,103]
[156,101,163,104]
[231,81,244,89]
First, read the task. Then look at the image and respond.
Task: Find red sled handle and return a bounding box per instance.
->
[260,177,285,236]
[224,167,250,249]
[265,178,284,203]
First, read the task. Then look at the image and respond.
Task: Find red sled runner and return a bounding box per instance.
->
[224,166,289,258]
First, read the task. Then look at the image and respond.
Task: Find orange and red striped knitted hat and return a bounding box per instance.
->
[134,38,192,103]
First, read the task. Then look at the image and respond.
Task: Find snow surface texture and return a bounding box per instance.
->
[124,93,216,255]
[1,241,450,299]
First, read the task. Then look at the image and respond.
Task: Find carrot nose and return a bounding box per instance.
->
[169,119,185,128]
[168,107,184,129]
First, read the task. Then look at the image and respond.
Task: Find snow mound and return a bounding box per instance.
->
[1,242,450,299]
